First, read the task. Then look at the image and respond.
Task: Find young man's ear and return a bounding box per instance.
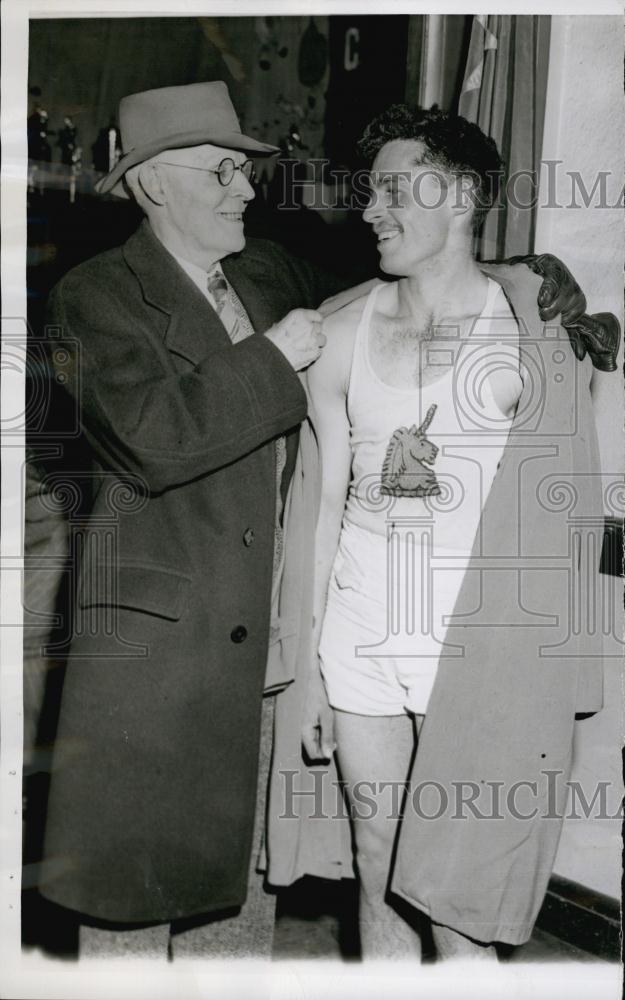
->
[137,160,167,207]
[450,173,478,224]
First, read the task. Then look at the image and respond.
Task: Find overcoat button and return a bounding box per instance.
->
[243,528,255,547]
[231,625,248,643]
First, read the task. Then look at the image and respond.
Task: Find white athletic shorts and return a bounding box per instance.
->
[319,520,471,716]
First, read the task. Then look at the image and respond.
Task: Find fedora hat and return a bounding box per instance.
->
[97,81,279,195]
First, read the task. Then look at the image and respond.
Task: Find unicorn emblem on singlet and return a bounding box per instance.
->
[380,403,441,498]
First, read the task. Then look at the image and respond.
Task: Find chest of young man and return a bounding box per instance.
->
[368,295,523,416]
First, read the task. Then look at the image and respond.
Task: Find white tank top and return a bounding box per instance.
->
[343,278,519,555]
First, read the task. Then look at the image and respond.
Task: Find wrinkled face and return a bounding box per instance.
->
[154,142,255,264]
[362,139,455,275]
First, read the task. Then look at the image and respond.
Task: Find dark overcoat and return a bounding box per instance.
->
[39,220,339,923]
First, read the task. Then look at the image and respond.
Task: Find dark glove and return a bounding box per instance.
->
[505,253,620,372]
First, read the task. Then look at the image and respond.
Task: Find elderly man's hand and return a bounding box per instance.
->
[265,309,326,371]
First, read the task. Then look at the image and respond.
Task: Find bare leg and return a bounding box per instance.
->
[432,923,497,962]
[333,710,421,960]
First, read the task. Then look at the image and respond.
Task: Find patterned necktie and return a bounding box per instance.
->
[206,267,227,310]
[206,266,253,344]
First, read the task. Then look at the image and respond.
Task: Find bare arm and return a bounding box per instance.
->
[301,301,362,761]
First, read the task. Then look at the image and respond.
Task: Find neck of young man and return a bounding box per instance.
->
[397,238,487,326]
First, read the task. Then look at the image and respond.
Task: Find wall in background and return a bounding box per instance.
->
[27,16,330,174]
[29,18,224,161]
[535,14,623,900]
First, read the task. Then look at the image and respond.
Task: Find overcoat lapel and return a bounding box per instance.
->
[223,254,277,334]
[123,223,282,363]
[122,220,278,505]
[123,220,232,365]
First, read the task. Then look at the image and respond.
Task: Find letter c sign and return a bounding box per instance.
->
[344,27,360,72]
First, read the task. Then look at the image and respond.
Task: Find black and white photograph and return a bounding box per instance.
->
[1,2,623,998]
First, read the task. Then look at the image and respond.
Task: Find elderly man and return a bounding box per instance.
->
[38,80,343,959]
[37,81,613,960]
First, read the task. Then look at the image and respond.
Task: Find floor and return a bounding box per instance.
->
[273,877,604,963]
[21,874,610,965]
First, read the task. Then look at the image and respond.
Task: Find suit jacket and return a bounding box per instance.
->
[39,219,342,923]
[266,264,605,948]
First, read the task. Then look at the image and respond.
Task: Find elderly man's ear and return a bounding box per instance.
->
[135,160,167,206]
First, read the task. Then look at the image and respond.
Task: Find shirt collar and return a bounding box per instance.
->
[171,253,225,304]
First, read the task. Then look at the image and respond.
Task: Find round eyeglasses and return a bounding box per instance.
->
[158,157,256,187]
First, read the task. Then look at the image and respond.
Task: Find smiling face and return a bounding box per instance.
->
[362,139,457,276]
[150,142,255,268]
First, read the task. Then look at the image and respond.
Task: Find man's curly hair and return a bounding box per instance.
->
[357,104,503,232]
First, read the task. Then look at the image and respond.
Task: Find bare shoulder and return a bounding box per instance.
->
[324,291,369,337]
[309,293,369,394]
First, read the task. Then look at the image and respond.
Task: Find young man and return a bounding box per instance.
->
[303,106,611,959]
